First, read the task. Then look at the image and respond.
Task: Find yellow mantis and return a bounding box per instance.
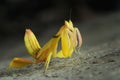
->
[8,20,82,72]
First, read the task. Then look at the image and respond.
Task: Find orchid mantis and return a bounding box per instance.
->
[8,20,82,71]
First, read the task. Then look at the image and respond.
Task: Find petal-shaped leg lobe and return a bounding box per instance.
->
[8,57,33,70]
[61,30,70,57]
[24,29,41,58]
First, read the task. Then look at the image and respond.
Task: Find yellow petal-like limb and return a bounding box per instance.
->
[36,36,60,61]
[67,28,77,47]
[24,29,41,58]
[36,37,60,71]
[8,57,33,70]
[75,28,82,47]
[44,52,52,72]
[61,30,70,57]
[57,32,74,58]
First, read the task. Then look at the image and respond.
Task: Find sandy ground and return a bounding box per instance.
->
[0,12,120,80]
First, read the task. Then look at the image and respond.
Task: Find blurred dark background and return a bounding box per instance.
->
[0,0,120,39]
[0,0,120,61]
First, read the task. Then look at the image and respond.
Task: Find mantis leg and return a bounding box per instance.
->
[44,52,52,72]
